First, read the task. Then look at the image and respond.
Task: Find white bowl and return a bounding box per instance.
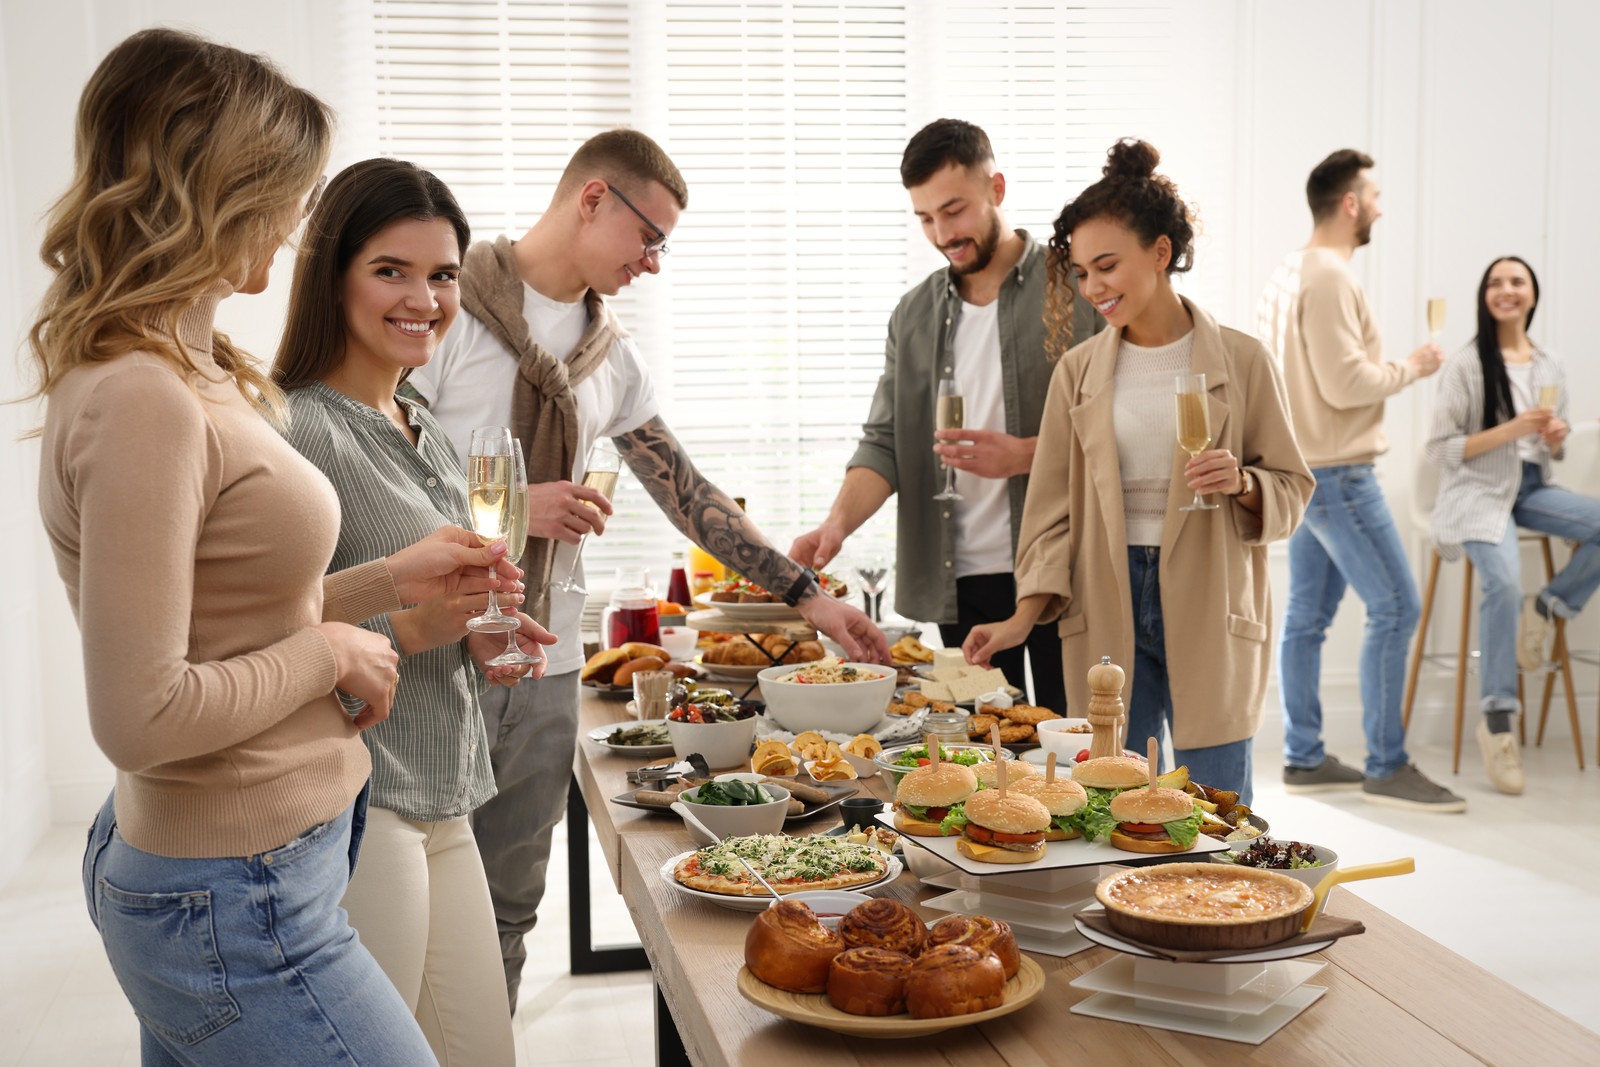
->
[712,771,767,785]
[658,626,698,661]
[772,889,874,928]
[756,662,896,734]
[664,714,759,770]
[1210,843,1341,916]
[1035,718,1096,762]
[899,840,960,882]
[671,782,791,846]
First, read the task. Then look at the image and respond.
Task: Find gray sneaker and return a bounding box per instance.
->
[1283,754,1365,793]
[1361,763,1467,812]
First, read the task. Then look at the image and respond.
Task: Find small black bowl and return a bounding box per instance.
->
[838,795,886,829]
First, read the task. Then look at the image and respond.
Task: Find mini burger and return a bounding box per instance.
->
[1069,755,1149,797]
[1012,777,1102,841]
[954,789,1052,864]
[894,762,978,837]
[1106,786,1204,854]
[972,759,1037,790]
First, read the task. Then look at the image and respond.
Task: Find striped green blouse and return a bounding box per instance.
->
[283,382,495,821]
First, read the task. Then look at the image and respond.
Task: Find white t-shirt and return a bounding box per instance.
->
[949,298,1013,577]
[1113,332,1195,547]
[409,284,659,674]
[1503,360,1543,463]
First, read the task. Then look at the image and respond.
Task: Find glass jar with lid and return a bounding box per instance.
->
[922,710,970,747]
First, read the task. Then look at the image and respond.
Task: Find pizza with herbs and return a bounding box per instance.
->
[673,834,890,896]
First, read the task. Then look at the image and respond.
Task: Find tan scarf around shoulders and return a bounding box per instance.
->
[459,235,621,624]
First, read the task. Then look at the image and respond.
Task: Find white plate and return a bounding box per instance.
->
[1070,984,1326,1045]
[1072,954,1327,1015]
[692,593,803,621]
[658,849,903,913]
[1071,911,1337,963]
[587,717,674,757]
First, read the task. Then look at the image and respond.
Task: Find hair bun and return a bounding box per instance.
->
[1103,138,1160,180]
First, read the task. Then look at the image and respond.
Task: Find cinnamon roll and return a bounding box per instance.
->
[927,914,1021,980]
[904,944,1006,1019]
[826,947,913,1016]
[839,899,928,957]
[744,900,846,993]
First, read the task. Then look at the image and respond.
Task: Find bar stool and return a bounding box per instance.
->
[1401,532,1584,771]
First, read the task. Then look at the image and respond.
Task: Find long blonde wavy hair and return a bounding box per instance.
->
[26,28,333,426]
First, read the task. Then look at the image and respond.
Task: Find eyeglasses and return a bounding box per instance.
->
[608,184,670,260]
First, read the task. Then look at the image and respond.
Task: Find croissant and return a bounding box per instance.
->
[744,901,845,993]
[826,947,914,1016]
[839,899,928,957]
[926,914,1021,980]
[904,944,1006,1019]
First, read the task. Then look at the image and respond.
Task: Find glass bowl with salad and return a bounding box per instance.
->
[870,742,1016,792]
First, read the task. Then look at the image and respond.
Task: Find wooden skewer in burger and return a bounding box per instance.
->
[1104,737,1206,854]
[954,724,1053,863]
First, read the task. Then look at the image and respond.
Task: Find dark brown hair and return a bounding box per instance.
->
[556,128,688,209]
[272,158,469,390]
[1306,149,1374,223]
[1044,139,1195,357]
[900,119,995,188]
[1472,256,1542,431]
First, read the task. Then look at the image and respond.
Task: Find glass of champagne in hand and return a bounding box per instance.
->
[1538,384,1559,410]
[933,377,964,502]
[467,426,521,632]
[1175,373,1220,512]
[487,440,542,667]
[554,438,621,595]
[1426,298,1447,340]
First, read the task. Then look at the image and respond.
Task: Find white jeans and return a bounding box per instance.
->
[341,806,515,1066]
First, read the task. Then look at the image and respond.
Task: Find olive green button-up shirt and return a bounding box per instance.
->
[847,232,1104,624]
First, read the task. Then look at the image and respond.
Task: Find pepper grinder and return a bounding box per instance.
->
[1086,655,1127,760]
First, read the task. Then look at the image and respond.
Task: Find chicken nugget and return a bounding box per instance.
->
[1002,704,1061,726]
[998,723,1036,744]
[966,713,1000,739]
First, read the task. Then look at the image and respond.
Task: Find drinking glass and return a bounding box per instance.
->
[554,438,621,595]
[933,377,964,502]
[854,555,889,623]
[466,426,522,632]
[1538,384,1559,410]
[1426,298,1446,339]
[1175,373,1219,512]
[487,440,543,667]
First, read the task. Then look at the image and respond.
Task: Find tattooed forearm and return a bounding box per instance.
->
[613,417,814,598]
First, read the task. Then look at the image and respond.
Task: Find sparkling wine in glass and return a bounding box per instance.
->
[554,438,621,595]
[1538,384,1559,410]
[487,440,542,667]
[466,426,521,632]
[1175,373,1219,512]
[1426,298,1447,339]
[933,377,964,502]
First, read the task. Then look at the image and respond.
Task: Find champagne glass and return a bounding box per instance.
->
[466,426,521,632]
[554,438,621,595]
[1426,298,1447,339]
[933,377,964,502]
[1538,384,1559,410]
[487,440,543,667]
[1175,373,1219,512]
[854,554,889,623]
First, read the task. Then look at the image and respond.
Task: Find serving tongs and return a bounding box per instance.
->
[673,801,785,900]
[625,753,711,786]
[1302,857,1416,931]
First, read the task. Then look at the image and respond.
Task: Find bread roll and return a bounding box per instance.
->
[743,901,845,993]
[904,944,1006,1019]
[580,648,629,684]
[662,660,699,680]
[839,899,928,957]
[826,947,913,1016]
[926,914,1021,980]
[611,656,666,687]
[619,642,670,662]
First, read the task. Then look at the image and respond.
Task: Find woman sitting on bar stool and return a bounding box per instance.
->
[1426,256,1600,795]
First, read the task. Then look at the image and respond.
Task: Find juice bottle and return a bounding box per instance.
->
[687,544,723,589]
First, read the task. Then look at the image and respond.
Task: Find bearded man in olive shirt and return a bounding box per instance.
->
[792,119,1102,712]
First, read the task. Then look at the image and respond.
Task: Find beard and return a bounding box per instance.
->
[1354,205,1376,247]
[946,213,1002,276]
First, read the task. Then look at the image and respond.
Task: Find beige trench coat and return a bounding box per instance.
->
[1015,298,1313,748]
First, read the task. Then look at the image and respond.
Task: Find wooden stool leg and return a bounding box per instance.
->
[1403,552,1442,735]
[1454,558,1474,775]
[1555,620,1585,770]
[1535,537,1556,749]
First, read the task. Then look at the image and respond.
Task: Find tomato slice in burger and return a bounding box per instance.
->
[1119,822,1166,834]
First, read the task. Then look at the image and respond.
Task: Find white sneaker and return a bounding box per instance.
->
[1517,596,1553,671]
[1476,717,1525,795]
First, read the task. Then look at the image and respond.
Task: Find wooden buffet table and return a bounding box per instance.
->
[572,690,1600,1066]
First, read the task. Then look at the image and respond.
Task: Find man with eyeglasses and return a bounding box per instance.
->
[792,119,1102,713]
[405,128,890,1012]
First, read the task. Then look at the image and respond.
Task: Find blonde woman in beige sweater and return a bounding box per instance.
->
[32,30,509,1066]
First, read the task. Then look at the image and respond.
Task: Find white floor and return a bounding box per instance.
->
[4,685,1599,1064]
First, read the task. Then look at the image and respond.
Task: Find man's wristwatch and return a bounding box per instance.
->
[781,567,820,607]
[1235,466,1256,497]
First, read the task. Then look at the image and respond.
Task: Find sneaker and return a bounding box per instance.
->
[1517,595,1553,671]
[1476,717,1526,795]
[1361,763,1468,812]
[1283,754,1365,793]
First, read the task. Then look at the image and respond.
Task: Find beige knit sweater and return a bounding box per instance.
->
[38,295,397,858]
[1260,247,1415,468]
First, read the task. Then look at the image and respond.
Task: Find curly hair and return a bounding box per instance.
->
[1044,139,1195,358]
[26,28,332,426]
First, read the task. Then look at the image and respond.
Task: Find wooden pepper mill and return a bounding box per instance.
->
[1086,655,1127,760]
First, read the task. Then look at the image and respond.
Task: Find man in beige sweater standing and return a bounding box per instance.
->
[1259,149,1463,811]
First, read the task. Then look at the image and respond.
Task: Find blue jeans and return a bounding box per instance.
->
[1279,464,1420,778]
[1462,461,1600,713]
[1124,546,1255,806]
[83,788,438,1066]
